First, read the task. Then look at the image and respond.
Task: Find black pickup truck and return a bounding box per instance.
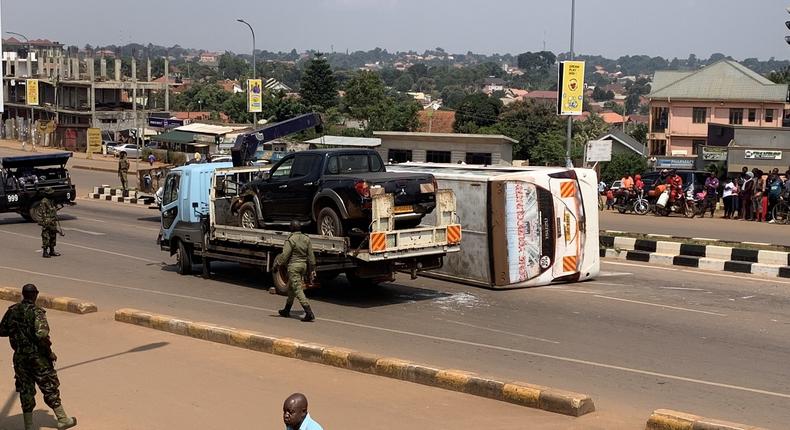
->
[232,148,437,235]
[0,152,76,222]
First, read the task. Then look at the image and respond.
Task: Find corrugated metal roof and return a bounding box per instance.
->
[649,60,787,102]
[150,130,196,144]
[306,136,382,147]
[175,123,246,136]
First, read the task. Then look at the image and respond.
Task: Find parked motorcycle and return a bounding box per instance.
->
[652,186,695,218]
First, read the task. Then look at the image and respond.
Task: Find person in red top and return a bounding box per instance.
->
[668,169,683,202]
[634,174,644,191]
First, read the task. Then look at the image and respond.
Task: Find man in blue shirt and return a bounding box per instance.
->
[283,393,323,430]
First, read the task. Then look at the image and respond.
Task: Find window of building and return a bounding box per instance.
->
[649,140,667,156]
[388,149,412,163]
[729,109,743,125]
[692,140,706,155]
[766,109,775,123]
[465,152,492,165]
[748,109,756,122]
[651,107,669,132]
[692,107,707,124]
[426,150,451,163]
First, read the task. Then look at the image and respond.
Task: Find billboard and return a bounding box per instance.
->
[585,140,612,162]
[557,61,585,116]
[86,128,102,154]
[26,79,39,106]
[247,79,262,113]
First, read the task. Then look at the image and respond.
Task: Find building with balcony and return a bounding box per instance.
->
[647,60,788,157]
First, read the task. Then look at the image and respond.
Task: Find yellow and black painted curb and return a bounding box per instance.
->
[114,308,595,417]
[0,287,97,315]
[646,409,768,430]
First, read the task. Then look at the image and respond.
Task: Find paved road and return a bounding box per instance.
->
[0,167,788,428]
[600,209,790,246]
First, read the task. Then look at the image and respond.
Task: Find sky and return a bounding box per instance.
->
[3,0,790,60]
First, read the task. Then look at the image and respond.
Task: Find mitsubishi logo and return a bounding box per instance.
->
[398,187,407,196]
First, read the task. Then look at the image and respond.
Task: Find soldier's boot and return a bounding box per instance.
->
[278,303,292,318]
[301,305,315,322]
[49,247,61,257]
[53,405,77,429]
[23,412,33,430]
[42,247,50,258]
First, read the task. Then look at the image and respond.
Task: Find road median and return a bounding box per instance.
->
[114,308,595,417]
[0,287,97,314]
[646,409,768,430]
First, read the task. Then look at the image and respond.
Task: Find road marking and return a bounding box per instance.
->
[592,295,726,316]
[0,266,787,400]
[77,217,107,223]
[588,281,628,287]
[0,230,158,263]
[659,287,705,291]
[61,227,105,236]
[597,271,632,277]
[603,261,679,271]
[679,269,790,286]
[437,319,560,344]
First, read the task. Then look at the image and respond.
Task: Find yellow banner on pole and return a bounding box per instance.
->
[87,127,102,154]
[247,79,262,113]
[26,79,39,106]
[557,61,585,116]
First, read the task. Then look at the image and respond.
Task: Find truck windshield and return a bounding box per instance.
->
[326,154,383,174]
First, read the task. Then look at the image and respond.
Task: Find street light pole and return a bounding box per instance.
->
[564,0,576,168]
[237,19,257,125]
[7,31,35,151]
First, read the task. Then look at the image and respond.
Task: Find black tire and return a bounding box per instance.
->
[238,201,259,229]
[20,212,33,222]
[773,202,790,224]
[176,241,193,275]
[616,205,627,214]
[28,200,43,224]
[633,200,650,215]
[317,206,344,237]
[272,262,290,296]
[685,201,696,219]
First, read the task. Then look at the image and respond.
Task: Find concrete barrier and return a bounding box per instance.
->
[0,287,97,314]
[114,308,594,417]
[646,409,768,430]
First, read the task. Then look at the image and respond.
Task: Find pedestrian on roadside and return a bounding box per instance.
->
[147,153,155,166]
[767,171,783,223]
[606,187,615,210]
[0,284,78,430]
[722,177,736,219]
[118,152,130,191]
[740,171,755,220]
[283,393,323,430]
[736,166,749,218]
[703,171,719,218]
[754,169,766,222]
[275,220,316,322]
[598,180,606,209]
[38,188,61,258]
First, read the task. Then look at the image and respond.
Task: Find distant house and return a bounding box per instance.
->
[218,79,243,94]
[522,90,558,104]
[264,78,291,92]
[199,52,219,64]
[416,110,455,134]
[600,112,625,125]
[483,77,506,94]
[595,129,647,157]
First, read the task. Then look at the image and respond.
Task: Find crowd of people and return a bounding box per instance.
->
[600,166,790,222]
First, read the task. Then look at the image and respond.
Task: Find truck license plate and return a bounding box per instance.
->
[394,205,413,214]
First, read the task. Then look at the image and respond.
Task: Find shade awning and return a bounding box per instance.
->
[150,130,196,144]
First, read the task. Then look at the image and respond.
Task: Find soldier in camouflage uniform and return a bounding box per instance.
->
[275,220,317,322]
[38,188,60,258]
[0,284,77,430]
[118,151,130,190]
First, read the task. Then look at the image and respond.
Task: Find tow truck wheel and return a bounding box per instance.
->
[238,202,259,229]
[176,241,193,275]
[272,263,289,296]
[27,201,43,224]
[317,207,344,237]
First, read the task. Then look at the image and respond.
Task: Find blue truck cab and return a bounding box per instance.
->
[159,162,232,256]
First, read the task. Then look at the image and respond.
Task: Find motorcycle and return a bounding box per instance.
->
[652,185,696,218]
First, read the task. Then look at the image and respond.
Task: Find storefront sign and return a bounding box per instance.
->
[701,147,727,161]
[557,61,585,116]
[585,140,612,162]
[86,128,102,154]
[247,79,262,113]
[25,79,39,106]
[654,158,695,170]
[148,118,184,128]
[744,150,782,160]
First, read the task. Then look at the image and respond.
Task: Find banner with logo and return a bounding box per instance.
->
[744,150,782,160]
[26,79,39,106]
[247,79,262,113]
[557,61,585,116]
[86,128,102,154]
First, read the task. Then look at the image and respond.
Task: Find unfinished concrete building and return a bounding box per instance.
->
[2,40,171,150]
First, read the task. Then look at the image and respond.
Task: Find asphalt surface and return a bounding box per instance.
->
[600,209,790,246]
[0,158,788,428]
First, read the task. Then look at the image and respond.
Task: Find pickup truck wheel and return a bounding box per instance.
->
[176,241,193,275]
[238,202,259,229]
[272,263,290,296]
[27,201,43,224]
[317,207,344,237]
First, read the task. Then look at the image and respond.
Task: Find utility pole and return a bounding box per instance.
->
[237,19,257,125]
[564,0,576,168]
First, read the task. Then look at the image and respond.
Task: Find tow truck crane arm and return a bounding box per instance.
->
[231,113,323,167]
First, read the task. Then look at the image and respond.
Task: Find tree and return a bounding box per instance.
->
[626,122,648,144]
[407,63,429,79]
[488,100,564,159]
[604,101,625,115]
[368,98,421,132]
[394,74,414,92]
[768,67,790,84]
[517,51,556,73]
[300,54,338,110]
[440,85,468,110]
[453,93,502,133]
[218,53,250,80]
[343,71,386,123]
[528,132,568,166]
[572,113,610,148]
[592,87,614,101]
[601,153,648,183]
[625,93,641,115]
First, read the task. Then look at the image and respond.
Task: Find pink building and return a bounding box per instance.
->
[648,60,788,156]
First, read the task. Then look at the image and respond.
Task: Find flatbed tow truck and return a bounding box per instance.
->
[158,114,461,292]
